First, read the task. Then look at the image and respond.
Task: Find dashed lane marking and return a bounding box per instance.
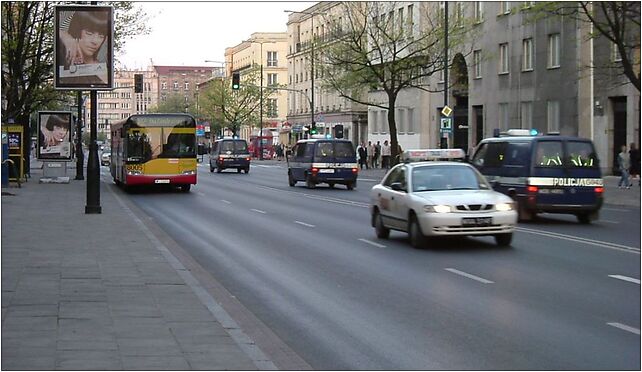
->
[358,238,386,248]
[607,322,641,335]
[444,268,494,284]
[220,200,232,204]
[294,221,315,228]
[516,227,640,254]
[608,275,641,285]
[602,207,632,212]
[251,208,267,214]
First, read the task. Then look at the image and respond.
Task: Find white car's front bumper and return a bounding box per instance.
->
[417,211,517,236]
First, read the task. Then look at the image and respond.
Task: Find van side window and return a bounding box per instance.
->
[483,142,507,167]
[567,141,597,168]
[212,142,219,153]
[504,142,530,166]
[535,141,563,167]
[304,143,315,157]
[295,144,305,157]
[471,144,488,167]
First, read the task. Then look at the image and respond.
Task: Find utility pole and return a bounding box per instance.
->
[75,91,84,180]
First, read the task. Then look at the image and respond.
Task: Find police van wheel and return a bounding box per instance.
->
[374,210,390,239]
[288,172,295,187]
[518,203,534,222]
[408,215,425,249]
[577,213,593,224]
[244,167,250,174]
[306,174,316,189]
[328,182,335,189]
[346,182,355,190]
[237,168,242,173]
[495,233,513,247]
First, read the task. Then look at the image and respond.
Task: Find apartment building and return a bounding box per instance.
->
[286,2,368,145]
[154,65,219,108]
[224,32,288,142]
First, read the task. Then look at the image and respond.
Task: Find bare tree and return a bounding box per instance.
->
[316,2,473,163]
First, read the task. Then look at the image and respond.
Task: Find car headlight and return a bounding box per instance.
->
[495,202,515,211]
[424,205,452,213]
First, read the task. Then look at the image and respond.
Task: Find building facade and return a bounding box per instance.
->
[224,32,288,142]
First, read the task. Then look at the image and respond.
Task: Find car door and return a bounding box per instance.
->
[377,166,407,230]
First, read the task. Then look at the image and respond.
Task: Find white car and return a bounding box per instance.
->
[101,150,111,166]
[370,149,518,248]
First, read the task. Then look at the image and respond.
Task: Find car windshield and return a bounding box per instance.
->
[220,140,248,153]
[412,165,491,192]
[314,142,355,159]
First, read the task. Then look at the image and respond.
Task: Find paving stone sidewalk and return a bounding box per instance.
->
[1,165,258,370]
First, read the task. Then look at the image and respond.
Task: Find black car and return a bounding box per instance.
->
[209,138,251,173]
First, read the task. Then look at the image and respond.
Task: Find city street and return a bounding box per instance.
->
[102,159,641,370]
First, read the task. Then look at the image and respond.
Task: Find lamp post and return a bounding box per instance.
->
[284,9,319,135]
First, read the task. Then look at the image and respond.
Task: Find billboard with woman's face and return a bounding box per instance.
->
[54,6,113,90]
[38,112,73,161]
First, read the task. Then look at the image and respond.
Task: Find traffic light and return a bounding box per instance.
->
[232,72,240,90]
[310,125,318,135]
[134,74,143,93]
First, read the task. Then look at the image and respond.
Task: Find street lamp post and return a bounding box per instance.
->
[285,9,318,135]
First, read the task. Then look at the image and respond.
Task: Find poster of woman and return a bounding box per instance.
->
[38,112,73,161]
[54,6,113,89]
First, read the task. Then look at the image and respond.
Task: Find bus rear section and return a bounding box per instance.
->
[111,114,197,192]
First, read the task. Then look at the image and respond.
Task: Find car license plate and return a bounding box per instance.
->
[319,169,334,173]
[155,179,170,184]
[461,217,492,226]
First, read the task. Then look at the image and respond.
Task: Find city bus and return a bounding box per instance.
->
[110,113,197,192]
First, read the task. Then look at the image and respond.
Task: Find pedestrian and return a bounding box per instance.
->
[367,141,375,169]
[276,144,283,161]
[381,140,391,169]
[617,144,631,189]
[357,142,368,170]
[629,142,640,186]
[374,141,381,168]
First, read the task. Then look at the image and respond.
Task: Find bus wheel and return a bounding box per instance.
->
[181,184,191,193]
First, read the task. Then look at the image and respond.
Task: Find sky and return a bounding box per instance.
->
[118,1,316,69]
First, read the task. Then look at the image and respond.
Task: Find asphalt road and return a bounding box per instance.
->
[101,160,641,370]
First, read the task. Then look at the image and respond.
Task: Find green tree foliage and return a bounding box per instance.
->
[316,2,474,163]
[527,1,640,91]
[198,67,279,136]
[148,93,198,117]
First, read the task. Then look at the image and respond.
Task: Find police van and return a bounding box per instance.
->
[471,130,603,223]
[286,137,358,189]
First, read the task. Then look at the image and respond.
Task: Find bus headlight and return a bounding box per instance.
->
[182,170,196,175]
[424,205,452,213]
[495,202,515,211]
[127,170,142,175]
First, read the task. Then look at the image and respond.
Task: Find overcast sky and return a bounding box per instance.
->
[117,1,316,69]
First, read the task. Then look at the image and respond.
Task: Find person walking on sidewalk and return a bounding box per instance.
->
[381,140,391,169]
[367,141,375,169]
[629,142,640,186]
[374,141,381,168]
[617,144,632,189]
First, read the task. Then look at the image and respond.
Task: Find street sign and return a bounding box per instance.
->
[440,117,453,133]
[441,105,453,117]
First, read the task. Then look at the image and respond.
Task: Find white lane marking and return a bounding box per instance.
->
[608,275,641,285]
[250,208,267,214]
[358,238,386,248]
[599,220,618,224]
[607,322,641,335]
[444,268,494,284]
[294,221,315,228]
[220,200,232,204]
[255,185,370,208]
[602,207,631,212]
[197,192,206,197]
[516,227,640,254]
[359,178,379,182]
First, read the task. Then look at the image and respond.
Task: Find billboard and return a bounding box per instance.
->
[38,112,73,161]
[54,5,114,90]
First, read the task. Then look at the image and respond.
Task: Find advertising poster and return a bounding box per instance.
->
[54,5,114,90]
[38,112,73,161]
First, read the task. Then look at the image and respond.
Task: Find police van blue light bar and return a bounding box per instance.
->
[402,149,466,162]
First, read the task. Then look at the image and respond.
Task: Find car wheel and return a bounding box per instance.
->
[518,202,534,222]
[328,182,335,189]
[374,210,390,239]
[216,166,222,173]
[244,167,250,174]
[288,172,295,187]
[346,182,354,190]
[576,213,595,224]
[180,184,191,193]
[306,174,316,189]
[495,233,513,247]
[209,163,214,173]
[237,168,242,173]
[408,215,425,249]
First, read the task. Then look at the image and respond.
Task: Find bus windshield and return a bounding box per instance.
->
[127,127,196,162]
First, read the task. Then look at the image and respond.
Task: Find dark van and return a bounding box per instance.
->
[209,138,251,174]
[471,133,603,223]
[287,139,358,189]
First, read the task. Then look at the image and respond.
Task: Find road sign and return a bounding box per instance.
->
[440,118,452,133]
[441,105,453,117]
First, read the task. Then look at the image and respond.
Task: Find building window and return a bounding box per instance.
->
[548,33,560,68]
[474,2,483,22]
[267,73,278,86]
[522,38,533,71]
[439,68,445,82]
[173,81,179,89]
[473,50,482,78]
[407,107,415,133]
[455,2,465,27]
[499,43,509,74]
[520,101,532,129]
[499,1,511,15]
[407,4,414,35]
[499,103,509,131]
[611,42,622,62]
[184,82,189,90]
[267,51,278,67]
[267,98,278,118]
[161,82,167,90]
[523,1,534,9]
[397,7,404,35]
[547,100,560,132]
[380,110,388,133]
[370,111,378,134]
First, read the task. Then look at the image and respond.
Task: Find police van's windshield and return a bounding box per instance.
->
[220,140,248,154]
[314,142,355,159]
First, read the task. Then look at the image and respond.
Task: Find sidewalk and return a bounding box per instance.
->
[1,161,264,370]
